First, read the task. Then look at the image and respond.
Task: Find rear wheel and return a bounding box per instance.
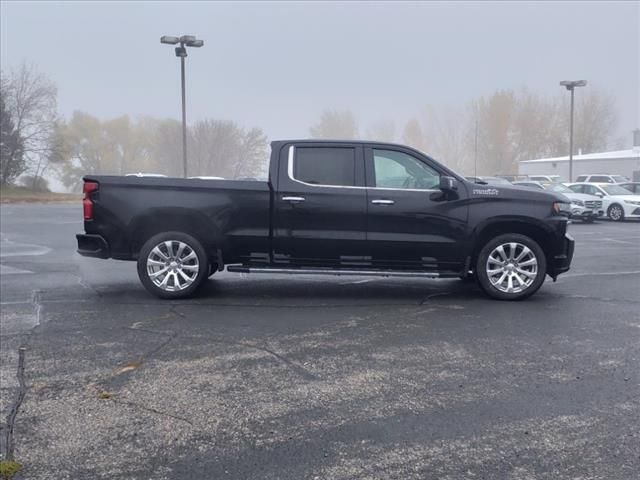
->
[137,231,209,299]
[607,204,625,222]
[475,234,546,301]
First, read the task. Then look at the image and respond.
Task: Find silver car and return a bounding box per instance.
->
[513,181,603,222]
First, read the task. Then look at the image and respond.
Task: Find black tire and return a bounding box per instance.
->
[607,204,625,222]
[137,231,209,299]
[475,233,547,301]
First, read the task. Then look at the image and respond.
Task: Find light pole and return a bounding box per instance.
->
[160,35,204,178]
[559,80,587,182]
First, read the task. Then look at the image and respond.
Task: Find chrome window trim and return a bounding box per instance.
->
[286,145,440,193]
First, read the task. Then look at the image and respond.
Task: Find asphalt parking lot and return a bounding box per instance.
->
[1,203,639,480]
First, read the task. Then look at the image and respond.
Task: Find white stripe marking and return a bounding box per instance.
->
[562,270,640,278]
[0,265,33,275]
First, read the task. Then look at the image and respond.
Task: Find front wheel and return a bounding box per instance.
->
[137,231,209,299]
[475,234,547,301]
[607,204,625,222]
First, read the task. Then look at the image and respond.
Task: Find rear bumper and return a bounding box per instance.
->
[76,234,110,259]
[549,233,574,277]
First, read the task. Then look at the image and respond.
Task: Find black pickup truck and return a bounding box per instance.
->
[77,140,574,300]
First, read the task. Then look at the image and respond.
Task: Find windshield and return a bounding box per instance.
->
[544,183,572,193]
[612,175,629,183]
[603,185,633,195]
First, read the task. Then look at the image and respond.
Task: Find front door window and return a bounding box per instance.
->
[372,149,440,190]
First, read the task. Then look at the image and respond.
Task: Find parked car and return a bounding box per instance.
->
[466,176,513,186]
[567,183,640,221]
[528,175,562,183]
[77,140,574,301]
[618,182,640,194]
[496,174,528,182]
[574,174,630,184]
[513,181,603,222]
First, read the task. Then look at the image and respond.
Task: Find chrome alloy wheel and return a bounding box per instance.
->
[146,240,200,292]
[485,242,538,294]
[609,204,623,221]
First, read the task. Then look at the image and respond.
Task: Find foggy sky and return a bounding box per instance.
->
[1,1,639,145]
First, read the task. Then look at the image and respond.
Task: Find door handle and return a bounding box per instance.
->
[371,199,395,205]
[282,196,306,202]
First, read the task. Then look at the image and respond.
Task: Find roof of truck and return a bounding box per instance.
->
[272,139,424,149]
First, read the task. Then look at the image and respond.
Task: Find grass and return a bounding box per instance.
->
[0,185,80,204]
[0,460,22,480]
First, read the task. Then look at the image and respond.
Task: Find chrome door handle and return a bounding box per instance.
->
[282,196,305,202]
[371,199,395,205]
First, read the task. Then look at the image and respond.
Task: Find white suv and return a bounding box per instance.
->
[574,174,630,184]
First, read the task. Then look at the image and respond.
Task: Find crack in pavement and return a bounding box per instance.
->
[420,291,454,305]
[171,305,318,381]
[1,347,27,462]
[111,398,194,427]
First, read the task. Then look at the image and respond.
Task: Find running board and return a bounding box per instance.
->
[227,266,440,278]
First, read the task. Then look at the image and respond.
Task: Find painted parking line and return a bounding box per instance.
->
[0,265,33,275]
[0,236,51,257]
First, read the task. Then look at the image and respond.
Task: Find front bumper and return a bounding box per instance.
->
[549,232,574,277]
[626,205,640,217]
[570,205,603,220]
[76,234,110,259]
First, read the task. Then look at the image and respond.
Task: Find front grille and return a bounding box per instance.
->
[585,200,602,209]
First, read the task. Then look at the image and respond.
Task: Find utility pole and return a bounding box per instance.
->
[161,35,204,178]
[560,80,587,182]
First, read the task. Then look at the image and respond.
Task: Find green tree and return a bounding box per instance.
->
[0,87,25,185]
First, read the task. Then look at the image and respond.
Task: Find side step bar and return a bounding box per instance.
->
[226,266,440,278]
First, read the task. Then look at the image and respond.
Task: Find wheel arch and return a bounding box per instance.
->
[129,207,223,260]
[470,217,554,271]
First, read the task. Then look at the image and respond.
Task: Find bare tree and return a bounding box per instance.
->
[402,118,429,153]
[421,105,471,173]
[189,119,268,178]
[1,63,59,189]
[309,110,358,139]
[365,119,396,142]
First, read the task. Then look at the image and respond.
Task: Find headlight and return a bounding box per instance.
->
[624,200,640,205]
[571,200,585,207]
[553,202,571,215]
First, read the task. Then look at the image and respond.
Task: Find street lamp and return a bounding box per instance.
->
[160,35,204,178]
[559,80,587,182]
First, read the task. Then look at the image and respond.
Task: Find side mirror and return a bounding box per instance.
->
[595,192,604,198]
[439,176,457,192]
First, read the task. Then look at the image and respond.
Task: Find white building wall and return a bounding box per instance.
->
[519,156,640,182]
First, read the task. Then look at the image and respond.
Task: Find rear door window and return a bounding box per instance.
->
[293,147,356,186]
[590,175,611,183]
